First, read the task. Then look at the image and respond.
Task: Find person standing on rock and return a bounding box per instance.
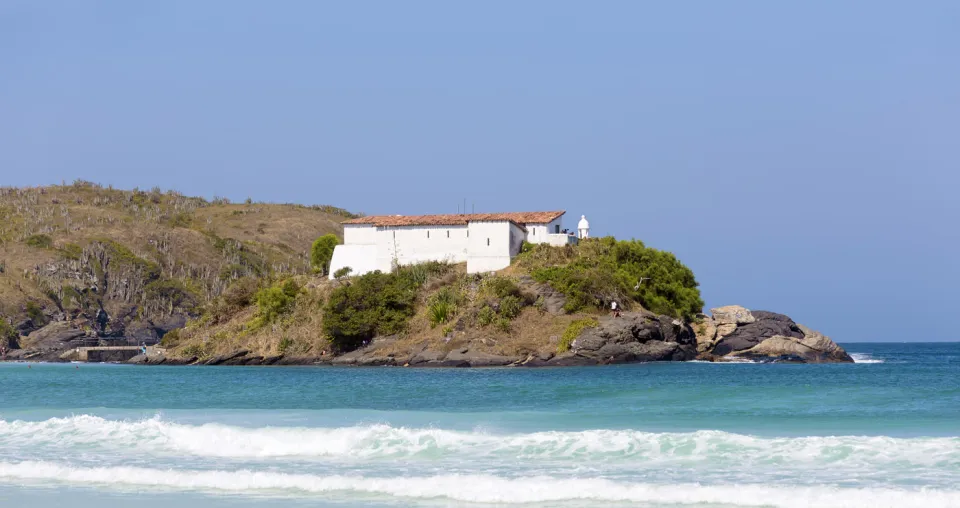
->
[611,301,621,318]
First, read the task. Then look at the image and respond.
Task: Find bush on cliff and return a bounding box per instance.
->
[518,237,703,320]
[322,270,420,351]
[310,234,339,275]
[0,318,17,348]
[250,279,300,328]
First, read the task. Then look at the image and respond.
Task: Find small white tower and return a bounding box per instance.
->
[577,214,590,239]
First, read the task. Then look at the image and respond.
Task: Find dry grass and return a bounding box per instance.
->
[0,182,349,322]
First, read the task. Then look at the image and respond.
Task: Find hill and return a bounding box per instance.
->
[0,181,353,358]
[1,183,850,365]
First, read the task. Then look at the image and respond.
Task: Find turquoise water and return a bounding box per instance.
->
[1,343,958,507]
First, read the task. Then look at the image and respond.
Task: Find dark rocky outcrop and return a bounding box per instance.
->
[550,312,698,365]
[699,306,852,363]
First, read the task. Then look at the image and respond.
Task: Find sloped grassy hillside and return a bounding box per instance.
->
[0,181,353,351]
[165,239,704,363]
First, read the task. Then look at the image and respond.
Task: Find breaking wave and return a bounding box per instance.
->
[0,415,957,466]
[0,460,957,507]
[851,353,885,364]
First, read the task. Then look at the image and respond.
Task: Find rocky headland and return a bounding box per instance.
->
[1,184,853,367]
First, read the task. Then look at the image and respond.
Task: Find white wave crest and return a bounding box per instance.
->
[0,416,957,467]
[851,353,885,364]
[0,460,957,507]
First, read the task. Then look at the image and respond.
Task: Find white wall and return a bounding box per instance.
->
[374,225,469,271]
[525,217,564,244]
[467,221,514,273]
[343,225,377,245]
[329,244,379,278]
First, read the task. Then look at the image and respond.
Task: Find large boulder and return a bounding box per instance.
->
[711,305,756,325]
[711,311,804,356]
[549,312,697,365]
[735,330,853,363]
[702,306,852,363]
[23,322,87,350]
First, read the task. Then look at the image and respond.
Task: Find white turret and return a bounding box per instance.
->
[577,215,590,239]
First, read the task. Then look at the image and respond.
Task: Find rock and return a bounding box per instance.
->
[204,349,249,366]
[711,305,756,325]
[261,355,283,365]
[517,276,568,314]
[548,312,697,365]
[715,323,737,339]
[735,333,853,363]
[24,322,86,350]
[409,349,446,365]
[694,316,718,354]
[711,311,804,356]
[444,349,519,367]
[125,322,159,344]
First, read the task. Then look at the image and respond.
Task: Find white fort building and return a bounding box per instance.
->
[329,211,590,276]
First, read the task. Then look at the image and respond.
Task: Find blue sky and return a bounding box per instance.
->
[2,1,957,341]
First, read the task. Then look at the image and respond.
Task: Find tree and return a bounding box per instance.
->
[310,234,339,275]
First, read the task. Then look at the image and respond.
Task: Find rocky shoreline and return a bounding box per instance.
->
[3,305,853,367]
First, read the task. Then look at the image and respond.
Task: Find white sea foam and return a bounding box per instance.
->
[0,460,957,507]
[0,416,957,467]
[851,353,885,364]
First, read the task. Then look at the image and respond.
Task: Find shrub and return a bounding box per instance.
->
[25,234,53,249]
[180,343,207,360]
[533,295,546,315]
[476,305,495,327]
[493,317,511,333]
[0,318,18,348]
[278,337,294,354]
[59,243,83,260]
[310,234,339,275]
[160,329,181,347]
[428,299,454,327]
[499,295,523,319]
[25,301,47,327]
[144,279,200,312]
[322,271,418,351]
[520,237,703,320]
[333,266,353,279]
[253,279,300,325]
[222,277,259,309]
[557,317,599,353]
[483,276,522,299]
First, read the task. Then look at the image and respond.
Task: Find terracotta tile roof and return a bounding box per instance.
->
[342,211,565,228]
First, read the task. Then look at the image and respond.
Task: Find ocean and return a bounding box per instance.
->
[0,342,957,508]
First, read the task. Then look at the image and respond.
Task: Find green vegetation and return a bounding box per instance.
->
[322,263,451,351]
[251,279,301,328]
[59,243,83,260]
[476,305,496,327]
[518,237,703,320]
[323,271,418,350]
[333,266,353,279]
[25,301,47,327]
[144,279,200,312]
[25,234,53,249]
[310,234,339,275]
[0,318,17,348]
[427,287,462,327]
[557,317,599,353]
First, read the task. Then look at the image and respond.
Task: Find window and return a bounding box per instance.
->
[487,238,490,246]
[555,224,560,234]
[447,230,450,238]
[427,231,430,238]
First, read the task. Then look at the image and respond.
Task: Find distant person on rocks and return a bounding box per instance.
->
[611,301,621,318]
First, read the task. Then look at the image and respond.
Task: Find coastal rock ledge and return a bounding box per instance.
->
[695,305,853,363]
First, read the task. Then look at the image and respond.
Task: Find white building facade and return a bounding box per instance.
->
[329,211,581,276]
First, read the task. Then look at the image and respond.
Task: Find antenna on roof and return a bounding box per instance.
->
[472,202,475,214]
[463,198,466,215]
